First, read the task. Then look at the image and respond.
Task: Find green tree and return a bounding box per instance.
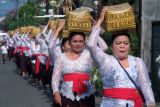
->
[18,3,45,26]
[1,2,45,31]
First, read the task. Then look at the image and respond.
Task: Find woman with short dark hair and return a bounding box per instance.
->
[87,7,156,107]
[52,31,95,107]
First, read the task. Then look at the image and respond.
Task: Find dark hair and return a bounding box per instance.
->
[68,32,86,42]
[111,30,131,44]
[2,41,7,45]
[61,37,68,46]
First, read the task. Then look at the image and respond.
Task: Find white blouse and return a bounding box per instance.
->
[87,26,155,107]
[36,37,49,64]
[52,49,94,101]
[48,37,62,66]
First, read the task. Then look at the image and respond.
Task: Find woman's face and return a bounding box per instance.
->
[69,34,85,54]
[112,35,131,60]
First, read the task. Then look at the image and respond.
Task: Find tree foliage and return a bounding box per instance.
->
[1,2,45,31]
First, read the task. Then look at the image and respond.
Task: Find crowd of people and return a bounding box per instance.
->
[0,7,156,107]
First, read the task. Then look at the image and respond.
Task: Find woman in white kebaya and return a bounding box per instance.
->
[87,7,156,107]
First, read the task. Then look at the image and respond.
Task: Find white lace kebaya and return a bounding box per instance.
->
[87,26,155,107]
[51,29,108,101]
[52,49,94,101]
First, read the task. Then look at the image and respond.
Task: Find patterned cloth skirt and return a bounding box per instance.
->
[53,94,95,107]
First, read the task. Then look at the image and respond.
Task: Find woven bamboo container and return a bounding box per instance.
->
[61,29,70,38]
[31,27,41,36]
[104,3,136,32]
[27,26,35,33]
[20,27,28,33]
[49,20,57,29]
[66,10,92,32]
[9,31,15,36]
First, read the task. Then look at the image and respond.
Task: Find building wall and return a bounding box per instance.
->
[141,0,160,72]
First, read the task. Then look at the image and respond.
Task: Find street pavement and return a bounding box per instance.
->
[0,56,53,107]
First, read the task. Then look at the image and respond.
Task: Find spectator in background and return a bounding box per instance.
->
[1,41,8,64]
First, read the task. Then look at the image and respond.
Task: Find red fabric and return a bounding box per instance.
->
[41,54,47,57]
[20,47,29,55]
[41,54,50,72]
[46,57,50,72]
[33,54,41,74]
[26,47,30,50]
[63,73,90,95]
[103,88,143,107]
[14,47,19,54]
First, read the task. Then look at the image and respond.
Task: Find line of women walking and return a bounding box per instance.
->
[51,8,156,107]
[3,7,156,107]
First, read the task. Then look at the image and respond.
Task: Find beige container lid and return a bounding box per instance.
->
[8,31,15,36]
[105,3,136,32]
[20,27,28,33]
[31,27,41,36]
[66,10,93,32]
[105,3,133,13]
[48,20,57,29]
[27,26,35,33]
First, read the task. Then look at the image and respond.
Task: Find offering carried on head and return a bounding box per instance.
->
[104,3,136,32]
[27,26,35,33]
[66,10,93,32]
[31,27,41,37]
[20,27,28,34]
[48,20,57,29]
[8,31,15,36]
[61,29,70,38]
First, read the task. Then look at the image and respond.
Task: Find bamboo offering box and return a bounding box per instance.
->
[66,10,93,32]
[27,26,35,33]
[61,29,70,38]
[48,20,57,29]
[105,3,136,32]
[8,31,15,36]
[31,27,41,37]
[20,27,28,34]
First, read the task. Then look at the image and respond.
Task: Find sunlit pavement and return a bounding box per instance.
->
[0,56,53,107]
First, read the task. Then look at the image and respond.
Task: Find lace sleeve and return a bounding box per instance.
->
[97,36,108,52]
[53,38,62,58]
[22,38,30,47]
[48,37,62,64]
[51,56,62,93]
[87,26,110,68]
[137,58,155,105]
[45,29,53,43]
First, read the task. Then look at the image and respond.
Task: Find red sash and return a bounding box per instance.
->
[103,88,143,107]
[33,54,41,74]
[45,57,50,71]
[14,47,19,54]
[63,73,90,95]
[20,47,29,55]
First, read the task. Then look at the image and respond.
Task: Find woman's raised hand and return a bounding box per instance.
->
[96,6,109,27]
